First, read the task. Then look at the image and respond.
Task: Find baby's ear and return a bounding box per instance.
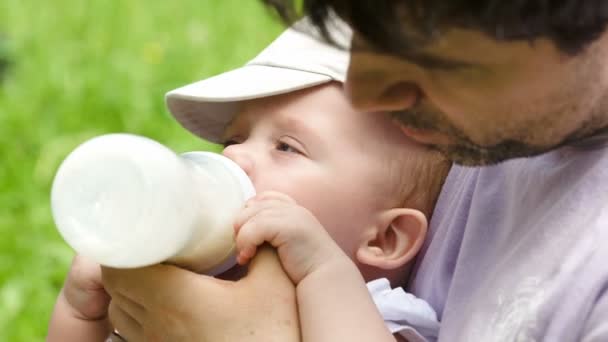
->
[356,208,427,270]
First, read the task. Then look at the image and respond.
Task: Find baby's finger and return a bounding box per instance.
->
[255,191,296,204]
[233,204,260,234]
[233,197,286,232]
[235,218,279,265]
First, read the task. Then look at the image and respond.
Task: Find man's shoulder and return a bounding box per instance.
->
[416,140,608,341]
[474,139,608,200]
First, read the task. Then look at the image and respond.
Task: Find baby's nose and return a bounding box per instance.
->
[222,144,254,178]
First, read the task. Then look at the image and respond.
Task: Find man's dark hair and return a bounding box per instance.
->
[262,0,608,55]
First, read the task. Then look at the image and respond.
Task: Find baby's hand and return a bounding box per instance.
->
[62,254,110,320]
[234,191,347,284]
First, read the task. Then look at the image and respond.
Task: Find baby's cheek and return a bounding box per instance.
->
[315,210,361,254]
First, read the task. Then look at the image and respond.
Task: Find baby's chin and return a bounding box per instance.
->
[215,264,248,281]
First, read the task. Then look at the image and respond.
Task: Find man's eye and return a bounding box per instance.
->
[276,141,301,154]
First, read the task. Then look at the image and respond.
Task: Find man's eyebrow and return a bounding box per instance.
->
[404,52,476,70]
[351,44,476,71]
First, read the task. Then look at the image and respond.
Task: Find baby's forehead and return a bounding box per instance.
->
[223,93,419,154]
[222,102,271,137]
[225,92,306,125]
[223,104,311,134]
[356,112,423,150]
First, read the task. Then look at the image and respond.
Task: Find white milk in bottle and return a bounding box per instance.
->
[51,133,255,274]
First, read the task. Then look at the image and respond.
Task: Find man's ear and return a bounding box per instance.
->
[356,208,427,270]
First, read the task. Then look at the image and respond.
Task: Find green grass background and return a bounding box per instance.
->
[0,1,281,340]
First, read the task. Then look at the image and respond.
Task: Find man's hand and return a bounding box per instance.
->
[47,254,112,341]
[102,245,300,342]
[64,254,111,320]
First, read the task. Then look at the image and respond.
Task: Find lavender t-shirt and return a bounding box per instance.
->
[409,134,608,341]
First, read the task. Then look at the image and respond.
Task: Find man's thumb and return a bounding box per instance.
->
[245,244,291,283]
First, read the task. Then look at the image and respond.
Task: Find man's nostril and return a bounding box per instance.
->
[383,82,422,107]
[348,82,422,113]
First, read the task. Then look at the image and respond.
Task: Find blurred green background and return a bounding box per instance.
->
[0,1,281,340]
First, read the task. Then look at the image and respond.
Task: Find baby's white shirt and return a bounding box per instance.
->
[367,278,439,342]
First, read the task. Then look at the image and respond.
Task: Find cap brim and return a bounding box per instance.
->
[166,64,332,144]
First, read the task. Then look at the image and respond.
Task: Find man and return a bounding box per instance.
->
[259,1,608,341]
[103,2,608,341]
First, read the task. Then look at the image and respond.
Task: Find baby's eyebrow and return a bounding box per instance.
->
[276,114,321,140]
[278,115,303,130]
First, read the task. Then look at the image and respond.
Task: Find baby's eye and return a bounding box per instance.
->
[276,141,301,154]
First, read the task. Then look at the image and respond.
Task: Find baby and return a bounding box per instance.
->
[48,23,450,342]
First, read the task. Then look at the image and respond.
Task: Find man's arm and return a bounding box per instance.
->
[102,246,300,342]
[47,287,112,342]
[47,255,112,342]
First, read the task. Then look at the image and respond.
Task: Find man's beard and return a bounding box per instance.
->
[391,110,553,166]
[430,139,552,166]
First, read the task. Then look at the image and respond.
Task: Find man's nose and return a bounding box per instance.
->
[345,76,421,114]
[222,144,254,178]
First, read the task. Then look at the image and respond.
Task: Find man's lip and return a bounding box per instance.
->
[399,126,452,145]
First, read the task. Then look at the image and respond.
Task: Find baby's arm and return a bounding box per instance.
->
[295,254,396,341]
[47,255,112,342]
[234,191,396,342]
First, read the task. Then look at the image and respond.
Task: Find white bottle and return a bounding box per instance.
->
[51,133,255,274]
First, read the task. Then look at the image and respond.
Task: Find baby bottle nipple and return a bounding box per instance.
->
[51,133,255,274]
